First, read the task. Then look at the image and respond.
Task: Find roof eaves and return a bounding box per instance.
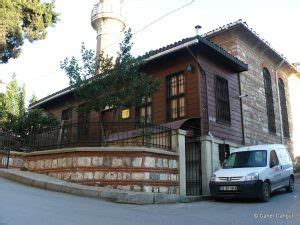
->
[29,86,74,109]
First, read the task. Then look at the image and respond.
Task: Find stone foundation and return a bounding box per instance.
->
[0,147,179,194]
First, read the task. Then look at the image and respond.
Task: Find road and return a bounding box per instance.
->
[0,177,299,225]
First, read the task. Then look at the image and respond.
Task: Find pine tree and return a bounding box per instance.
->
[0,0,58,63]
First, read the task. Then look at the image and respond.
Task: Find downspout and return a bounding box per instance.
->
[275,59,285,144]
[186,44,210,135]
[186,44,214,176]
[237,72,245,145]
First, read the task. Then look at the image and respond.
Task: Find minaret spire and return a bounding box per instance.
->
[91,0,126,59]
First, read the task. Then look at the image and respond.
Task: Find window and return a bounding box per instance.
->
[215,76,230,123]
[61,108,72,121]
[137,97,152,123]
[78,104,90,139]
[270,150,279,167]
[223,150,267,168]
[263,68,276,133]
[219,144,230,165]
[167,72,186,120]
[278,79,290,138]
[61,108,73,143]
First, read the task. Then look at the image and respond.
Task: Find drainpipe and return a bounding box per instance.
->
[237,72,245,145]
[275,59,285,144]
[186,45,210,135]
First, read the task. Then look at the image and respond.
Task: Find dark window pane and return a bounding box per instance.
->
[263,68,276,133]
[215,76,230,122]
[137,97,152,123]
[167,72,186,120]
[278,79,290,137]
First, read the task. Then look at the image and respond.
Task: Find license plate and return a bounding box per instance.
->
[219,186,238,191]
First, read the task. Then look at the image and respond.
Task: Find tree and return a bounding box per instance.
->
[60,29,159,122]
[2,108,58,138]
[0,92,6,124]
[29,93,38,105]
[4,74,25,118]
[0,0,58,63]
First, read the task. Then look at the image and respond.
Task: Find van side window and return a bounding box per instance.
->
[270,150,279,166]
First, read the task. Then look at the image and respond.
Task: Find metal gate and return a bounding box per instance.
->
[185,138,202,196]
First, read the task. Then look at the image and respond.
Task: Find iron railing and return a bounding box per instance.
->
[0,132,21,168]
[19,122,173,152]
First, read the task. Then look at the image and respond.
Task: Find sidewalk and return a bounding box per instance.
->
[0,169,206,205]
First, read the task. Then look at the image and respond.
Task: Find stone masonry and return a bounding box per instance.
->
[207,29,293,153]
[0,148,179,194]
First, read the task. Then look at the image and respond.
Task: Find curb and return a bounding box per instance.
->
[0,169,208,205]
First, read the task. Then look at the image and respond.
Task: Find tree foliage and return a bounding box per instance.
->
[0,74,25,120]
[0,75,57,136]
[2,108,58,137]
[60,29,159,119]
[0,0,58,63]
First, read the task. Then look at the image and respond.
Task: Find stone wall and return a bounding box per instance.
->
[0,147,179,194]
[208,31,293,153]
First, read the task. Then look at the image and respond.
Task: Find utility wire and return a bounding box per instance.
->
[102,0,196,51]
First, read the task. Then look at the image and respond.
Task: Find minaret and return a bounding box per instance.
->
[91,0,126,58]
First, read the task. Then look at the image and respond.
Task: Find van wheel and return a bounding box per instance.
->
[260,182,270,202]
[286,177,294,193]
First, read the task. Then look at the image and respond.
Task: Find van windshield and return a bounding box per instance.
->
[223,150,267,169]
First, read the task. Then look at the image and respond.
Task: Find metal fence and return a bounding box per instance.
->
[0,132,21,168]
[16,122,173,152]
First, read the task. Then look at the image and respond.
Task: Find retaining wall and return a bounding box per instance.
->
[0,147,179,194]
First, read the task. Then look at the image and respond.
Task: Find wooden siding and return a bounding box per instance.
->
[39,48,243,145]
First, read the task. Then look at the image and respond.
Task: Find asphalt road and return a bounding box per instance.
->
[0,177,299,225]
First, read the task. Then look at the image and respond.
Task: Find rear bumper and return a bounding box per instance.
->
[209,180,263,199]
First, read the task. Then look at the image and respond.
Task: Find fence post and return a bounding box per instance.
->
[174,129,187,196]
[6,149,10,169]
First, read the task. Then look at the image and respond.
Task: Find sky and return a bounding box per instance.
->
[0,0,299,102]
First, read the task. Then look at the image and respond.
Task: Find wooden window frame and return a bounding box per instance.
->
[136,97,152,124]
[215,75,231,124]
[263,68,276,134]
[77,104,90,139]
[166,71,186,121]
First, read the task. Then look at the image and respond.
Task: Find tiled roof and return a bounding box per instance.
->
[142,36,196,59]
[203,19,298,72]
[143,35,248,69]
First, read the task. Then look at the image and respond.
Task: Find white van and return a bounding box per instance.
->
[209,144,294,202]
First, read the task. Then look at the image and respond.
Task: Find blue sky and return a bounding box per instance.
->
[0,0,299,102]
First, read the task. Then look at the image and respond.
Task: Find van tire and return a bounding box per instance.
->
[286,177,294,193]
[260,182,270,202]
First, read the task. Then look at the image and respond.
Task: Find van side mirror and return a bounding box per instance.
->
[270,161,276,168]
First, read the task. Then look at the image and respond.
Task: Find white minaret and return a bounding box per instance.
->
[91,0,126,58]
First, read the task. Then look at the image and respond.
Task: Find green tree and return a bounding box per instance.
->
[29,93,38,105]
[0,92,6,124]
[4,74,24,118]
[0,0,58,63]
[60,29,159,121]
[3,108,58,137]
